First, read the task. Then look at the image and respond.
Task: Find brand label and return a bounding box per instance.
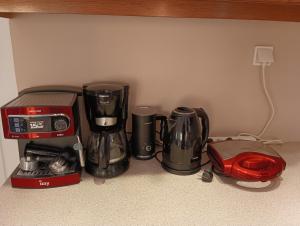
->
[145,145,152,152]
[28,109,42,113]
[38,180,50,187]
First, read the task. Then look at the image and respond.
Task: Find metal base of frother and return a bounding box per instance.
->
[133,154,154,160]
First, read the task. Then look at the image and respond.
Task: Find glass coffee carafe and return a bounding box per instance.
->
[87,130,127,168]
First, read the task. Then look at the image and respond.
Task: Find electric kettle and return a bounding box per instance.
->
[161,107,209,175]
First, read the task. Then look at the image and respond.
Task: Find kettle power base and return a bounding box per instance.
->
[161,163,201,175]
[85,159,129,178]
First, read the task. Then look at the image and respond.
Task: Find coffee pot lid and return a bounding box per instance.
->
[83,82,127,96]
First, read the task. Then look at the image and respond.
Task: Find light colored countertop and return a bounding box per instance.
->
[0,142,300,226]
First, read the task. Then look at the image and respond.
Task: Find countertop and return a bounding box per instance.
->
[0,142,300,226]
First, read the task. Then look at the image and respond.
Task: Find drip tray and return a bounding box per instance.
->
[15,162,77,178]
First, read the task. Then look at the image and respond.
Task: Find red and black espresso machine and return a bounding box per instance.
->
[1,86,85,188]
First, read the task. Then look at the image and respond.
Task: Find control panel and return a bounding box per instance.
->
[8,115,70,134]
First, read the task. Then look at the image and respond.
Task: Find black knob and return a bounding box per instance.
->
[53,117,69,131]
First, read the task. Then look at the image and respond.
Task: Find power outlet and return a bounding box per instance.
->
[253,46,274,66]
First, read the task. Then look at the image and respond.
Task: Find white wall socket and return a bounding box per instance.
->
[253,46,274,66]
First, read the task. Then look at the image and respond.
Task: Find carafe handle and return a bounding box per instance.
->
[98,132,110,169]
[156,115,168,142]
[194,108,210,150]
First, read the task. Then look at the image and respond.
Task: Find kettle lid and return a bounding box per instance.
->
[173,107,195,116]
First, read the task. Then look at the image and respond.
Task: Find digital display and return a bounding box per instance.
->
[9,116,52,133]
[27,117,51,132]
[29,120,45,129]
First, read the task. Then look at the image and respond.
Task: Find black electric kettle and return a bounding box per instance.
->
[161,107,209,175]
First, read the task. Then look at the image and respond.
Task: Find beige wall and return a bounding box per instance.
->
[0,18,19,184]
[9,14,300,142]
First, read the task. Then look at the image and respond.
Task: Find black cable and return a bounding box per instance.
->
[211,165,229,177]
[154,151,162,163]
[201,149,210,166]
[201,159,211,167]
[155,141,163,146]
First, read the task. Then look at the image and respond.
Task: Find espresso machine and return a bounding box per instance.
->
[1,86,85,188]
[83,82,129,178]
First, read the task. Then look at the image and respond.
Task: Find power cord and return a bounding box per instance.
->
[154,151,162,163]
[258,64,275,137]
[239,64,283,145]
[200,159,211,167]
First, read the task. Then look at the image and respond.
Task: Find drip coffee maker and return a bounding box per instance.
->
[83,82,129,178]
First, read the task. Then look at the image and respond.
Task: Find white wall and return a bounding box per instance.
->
[0,18,18,185]
[9,14,300,142]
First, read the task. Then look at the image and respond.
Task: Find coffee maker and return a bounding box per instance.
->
[1,86,85,188]
[83,82,129,178]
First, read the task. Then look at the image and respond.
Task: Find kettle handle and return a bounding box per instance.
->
[98,132,110,169]
[194,108,210,150]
